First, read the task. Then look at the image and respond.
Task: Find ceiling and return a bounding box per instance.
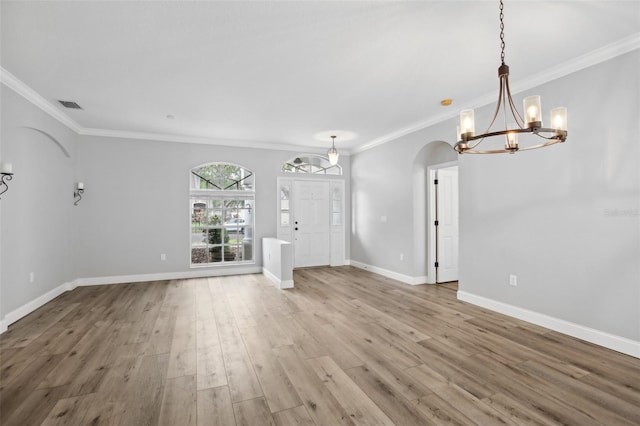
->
[1,1,639,154]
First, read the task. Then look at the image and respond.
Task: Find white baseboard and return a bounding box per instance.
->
[262,268,294,290]
[0,280,75,332]
[0,266,262,333]
[349,260,432,286]
[457,290,640,359]
[74,266,263,286]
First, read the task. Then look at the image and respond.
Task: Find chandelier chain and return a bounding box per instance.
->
[499,0,505,65]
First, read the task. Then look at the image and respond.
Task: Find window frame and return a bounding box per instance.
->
[189,163,255,267]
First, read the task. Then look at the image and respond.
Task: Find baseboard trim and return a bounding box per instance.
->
[74,266,263,286]
[262,268,294,290]
[349,260,431,285]
[457,290,640,359]
[0,267,262,333]
[0,280,75,332]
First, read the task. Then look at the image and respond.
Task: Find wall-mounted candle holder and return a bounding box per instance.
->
[0,163,14,200]
[73,181,84,206]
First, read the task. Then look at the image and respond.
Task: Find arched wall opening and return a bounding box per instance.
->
[412,140,457,283]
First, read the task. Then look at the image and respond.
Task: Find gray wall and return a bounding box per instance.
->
[75,136,351,280]
[350,122,457,278]
[459,50,639,341]
[1,87,78,320]
[350,49,639,341]
[1,85,351,321]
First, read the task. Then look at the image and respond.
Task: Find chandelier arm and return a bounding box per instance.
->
[479,75,506,137]
[533,129,568,141]
[504,75,525,127]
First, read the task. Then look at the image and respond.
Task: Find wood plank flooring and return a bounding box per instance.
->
[1,266,639,425]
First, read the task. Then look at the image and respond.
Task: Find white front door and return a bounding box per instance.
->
[293,180,331,268]
[436,166,459,283]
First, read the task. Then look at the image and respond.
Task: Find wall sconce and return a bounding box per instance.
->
[0,163,14,199]
[73,182,84,206]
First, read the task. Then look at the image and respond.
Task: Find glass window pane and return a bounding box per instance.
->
[282,156,342,175]
[191,228,207,245]
[280,186,289,200]
[191,248,209,264]
[209,247,223,262]
[281,212,290,226]
[207,228,223,245]
[333,187,341,200]
[191,163,254,191]
[332,212,341,226]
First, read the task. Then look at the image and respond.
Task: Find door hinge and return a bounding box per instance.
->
[434,220,439,226]
[435,262,439,268]
[434,179,438,185]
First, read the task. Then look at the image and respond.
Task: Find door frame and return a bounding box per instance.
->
[276,176,345,268]
[427,161,458,283]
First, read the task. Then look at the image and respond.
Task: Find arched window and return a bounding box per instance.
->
[282,155,342,175]
[190,163,254,266]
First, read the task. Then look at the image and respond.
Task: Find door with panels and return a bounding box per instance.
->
[434,166,459,282]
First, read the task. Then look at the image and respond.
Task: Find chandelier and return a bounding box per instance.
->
[327,135,339,165]
[455,0,567,154]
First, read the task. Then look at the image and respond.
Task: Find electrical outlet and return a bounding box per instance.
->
[160,253,166,261]
[509,274,518,286]
[29,272,35,283]
[400,253,404,261]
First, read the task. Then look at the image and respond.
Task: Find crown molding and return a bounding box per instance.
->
[4,33,638,156]
[1,67,348,154]
[354,32,640,154]
[0,67,82,133]
[0,66,348,155]
[78,127,343,154]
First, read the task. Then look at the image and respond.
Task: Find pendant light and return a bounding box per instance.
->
[455,0,567,154]
[327,135,339,165]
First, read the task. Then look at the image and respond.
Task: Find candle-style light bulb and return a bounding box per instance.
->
[550,107,567,131]
[459,109,475,137]
[1,163,13,174]
[523,95,542,127]
[505,125,519,152]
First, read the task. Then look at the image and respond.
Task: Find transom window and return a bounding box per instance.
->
[190,163,254,266]
[282,155,342,175]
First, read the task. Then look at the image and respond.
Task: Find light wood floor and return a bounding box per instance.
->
[1,267,639,425]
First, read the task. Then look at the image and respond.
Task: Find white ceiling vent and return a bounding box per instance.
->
[58,100,82,109]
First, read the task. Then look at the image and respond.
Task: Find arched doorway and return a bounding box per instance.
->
[412,141,458,283]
